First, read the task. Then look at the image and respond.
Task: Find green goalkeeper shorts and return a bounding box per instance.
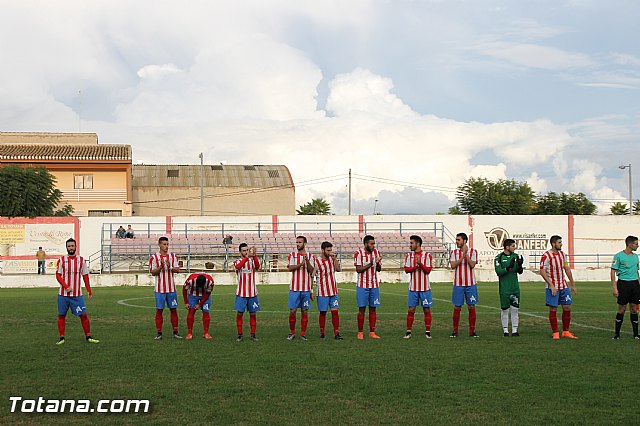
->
[500,292,520,310]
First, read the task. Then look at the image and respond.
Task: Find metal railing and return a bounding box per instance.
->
[527,252,615,269]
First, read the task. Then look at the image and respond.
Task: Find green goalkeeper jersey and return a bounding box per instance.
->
[494,252,521,294]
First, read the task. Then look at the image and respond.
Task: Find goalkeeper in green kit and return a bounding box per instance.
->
[494,238,524,336]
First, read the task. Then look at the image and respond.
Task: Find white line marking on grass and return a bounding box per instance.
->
[339,287,618,334]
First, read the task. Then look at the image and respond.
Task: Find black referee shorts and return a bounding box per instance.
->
[617,279,640,306]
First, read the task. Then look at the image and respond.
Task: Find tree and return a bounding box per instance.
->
[610,202,629,215]
[453,178,536,215]
[634,200,640,215]
[297,198,331,215]
[447,205,464,215]
[535,192,597,215]
[0,165,73,218]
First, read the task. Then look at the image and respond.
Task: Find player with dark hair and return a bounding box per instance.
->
[234,243,260,342]
[495,238,524,336]
[182,273,214,340]
[354,235,382,340]
[287,236,315,341]
[540,235,577,339]
[150,236,182,340]
[611,235,639,339]
[55,238,99,345]
[403,235,433,339]
[314,241,343,339]
[449,232,479,338]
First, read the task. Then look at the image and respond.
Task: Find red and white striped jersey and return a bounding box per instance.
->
[404,251,432,291]
[540,250,569,290]
[149,252,179,293]
[56,255,89,297]
[354,249,381,289]
[288,252,315,292]
[183,273,214,296]
[449,248,478,287]
[314,256,339,297]
[234,257,259,297]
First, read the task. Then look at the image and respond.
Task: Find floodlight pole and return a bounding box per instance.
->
[199,153,204,216]
[348,168,352,215]
[619,164,633,215]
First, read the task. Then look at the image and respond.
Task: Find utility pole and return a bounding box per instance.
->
[199,153,204,216]
[348,168,352,215]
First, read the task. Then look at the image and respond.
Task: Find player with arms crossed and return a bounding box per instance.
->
[287,236,315,341]
[150,236,182,340]
[355,235,382,340]
[234,243,260,342]
[314,241,343,340]
[449,232,479,338]
[55,238,99,345]
[540,235,578,339]
[403,235,433,339]
[182,273,214,340]
[611,235,640,340]
[494,238,524,337]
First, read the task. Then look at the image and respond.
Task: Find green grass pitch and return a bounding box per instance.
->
[1,281,637,425]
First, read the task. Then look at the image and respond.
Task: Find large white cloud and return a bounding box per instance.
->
[0,0,636,215]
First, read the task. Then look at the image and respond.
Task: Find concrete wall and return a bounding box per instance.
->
[132,186,295,216]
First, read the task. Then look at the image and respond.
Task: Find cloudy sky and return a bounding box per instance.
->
[1,0,638,214]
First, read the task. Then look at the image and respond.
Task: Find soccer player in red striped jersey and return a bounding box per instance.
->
[182,273,214,340]
[287,236,315,341]
[449,232,479,338]
[149,236,182,340]
[403,235,433,339]
[55,238,99,345]
[354,235,382,340]
[234,243,260,342]
[540,235,578,340]
[314,241,343,340]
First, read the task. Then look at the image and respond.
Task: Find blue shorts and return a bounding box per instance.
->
[317,295,340,312]
[188,294,212,313]
[155,291,179,310]
[57,295,86,316]
[408,290,433,308]
[235,295,260,313]
[288,291,312,310]
[356,287,381,308]
[452,285,478,307]
[546,288,572,308]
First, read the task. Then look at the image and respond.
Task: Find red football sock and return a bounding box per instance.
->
[301,312,309,336]
[331,309,340,335]
[155,309,163,333]
[406,310,415,331]
[79,313,91,336]
[289,312,297,334]
[236,313,244,335]
[202,312,210,335]
[369,311,377,332]
[249,313,257,335]
[424,310,432,332]
[549,310,558,333]
[319,311,327,334]
[357,312,365,332]
[187,309,195,333]
[562,310,571,331]
[57,314,66,337]
[170,308,179,333]
[469,308,476,334]
[453,307,461,333]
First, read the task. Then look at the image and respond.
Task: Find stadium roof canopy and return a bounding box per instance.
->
[132,164,294,188]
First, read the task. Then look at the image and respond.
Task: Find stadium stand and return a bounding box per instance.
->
[102,226,450,273]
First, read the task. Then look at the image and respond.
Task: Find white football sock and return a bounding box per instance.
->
[501,309,509,332]
[511,306,519,332]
